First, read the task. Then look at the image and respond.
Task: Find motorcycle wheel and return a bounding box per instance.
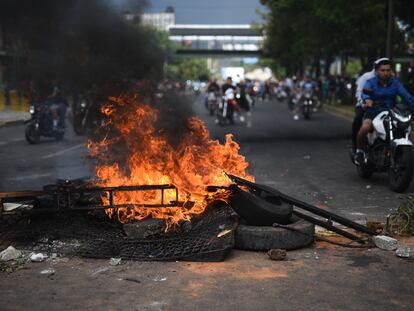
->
[54,130,64,141]
[388,146,414,193]
[73,114,86,135]
[25,124,40,144]
[303,106,311,120]
[356,163,374,178]
[208,103,215,116]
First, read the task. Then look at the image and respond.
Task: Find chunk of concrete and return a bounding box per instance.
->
[372,235,398,251]
[396,246,411,258]
[0,246,22,261]
[267,249,287,261]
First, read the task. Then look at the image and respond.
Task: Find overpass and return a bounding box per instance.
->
[168,24,264,57]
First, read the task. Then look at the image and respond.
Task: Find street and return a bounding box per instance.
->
[1,97,410,222]
[1,96,414,311]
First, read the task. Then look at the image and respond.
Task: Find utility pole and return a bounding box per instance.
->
[386,0,395,60]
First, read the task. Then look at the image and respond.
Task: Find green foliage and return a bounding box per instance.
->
[344,59,363,77]
[391,197,414,236]
[263,0,407,75]
[166,58,211,81]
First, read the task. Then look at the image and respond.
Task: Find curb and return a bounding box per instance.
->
[0,118,29,128]
[323,105,354,122]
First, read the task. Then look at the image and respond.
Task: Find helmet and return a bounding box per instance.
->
[373,57,391,70]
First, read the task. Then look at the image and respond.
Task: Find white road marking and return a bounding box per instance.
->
[41,143,86,159]
[9,172,52,181]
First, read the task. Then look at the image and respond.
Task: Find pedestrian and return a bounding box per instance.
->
[4,83,10,106]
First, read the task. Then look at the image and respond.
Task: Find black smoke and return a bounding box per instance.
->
[0,0,165,97]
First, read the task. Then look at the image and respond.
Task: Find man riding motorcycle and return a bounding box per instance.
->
[294,75,318,120]
[351,58,389,153]
[355,58,414,165]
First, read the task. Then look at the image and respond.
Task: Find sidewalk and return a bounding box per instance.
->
[0,107,31,127]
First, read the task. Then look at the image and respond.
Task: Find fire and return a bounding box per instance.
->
[88,93,254,228]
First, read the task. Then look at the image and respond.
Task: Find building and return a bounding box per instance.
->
[124,12,176,32]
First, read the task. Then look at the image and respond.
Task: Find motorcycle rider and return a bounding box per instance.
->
[355,58,414,165]
[205,78,220,109]
[294,75,318,120]
[351,58,389,153]
[222,77,236,94]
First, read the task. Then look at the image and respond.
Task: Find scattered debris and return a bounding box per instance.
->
[303,155,311,160]
[30,253,48,262]
[267,249,286,261]
[152,275,167,282]
[217,229,232,238]
[123,277,141,284]
[123,218,166,238]
[387,197,414,236]
[40,268,56,275]
[373,235,398,251]
[366,221,384,234]
[0,246,22,261]
[91,267,110,276]
[110,258,122,266]
[396,246,411,258]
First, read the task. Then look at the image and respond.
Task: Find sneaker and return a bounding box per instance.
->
[354,151,365,166]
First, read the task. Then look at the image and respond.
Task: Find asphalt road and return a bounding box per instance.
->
[1,95,413,311]
[195,96,412,222]
[0,96,411,222]
[0,119,90,191]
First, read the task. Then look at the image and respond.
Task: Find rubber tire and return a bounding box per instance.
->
[55,131,64,141]
[73,114,86,135]
[25,124,40,144]
[389,146,414,193]
[357,164,374,178]
[228,184,292,225]
[235,215,315,251]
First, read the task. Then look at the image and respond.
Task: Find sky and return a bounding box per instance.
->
[145,0,266,25]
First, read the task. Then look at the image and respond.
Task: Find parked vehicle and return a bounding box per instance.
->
[25,102,65,144]
[351,103,414,192]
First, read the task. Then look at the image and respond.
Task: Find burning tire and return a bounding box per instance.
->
[235,216,314,251]
[228,184,292,225]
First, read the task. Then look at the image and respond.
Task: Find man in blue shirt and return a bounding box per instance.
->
[355,58,414,165]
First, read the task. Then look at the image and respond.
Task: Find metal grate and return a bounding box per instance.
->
[0,205,237,262]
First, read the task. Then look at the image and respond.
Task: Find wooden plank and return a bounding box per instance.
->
[0,191,44,199]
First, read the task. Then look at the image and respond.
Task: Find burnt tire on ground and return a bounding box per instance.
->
[235,216,315,251]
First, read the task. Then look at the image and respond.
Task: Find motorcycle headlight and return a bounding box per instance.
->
[236,94,241,99]
[29,105,35,114]
[80,100,87,108]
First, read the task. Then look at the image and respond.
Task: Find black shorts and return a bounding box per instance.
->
[363,110,379,120]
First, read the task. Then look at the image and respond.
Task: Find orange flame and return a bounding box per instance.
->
[88,93,254,228]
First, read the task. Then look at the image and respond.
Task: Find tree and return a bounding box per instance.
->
[262,0,407,75]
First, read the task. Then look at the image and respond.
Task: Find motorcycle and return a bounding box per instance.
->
[206,91,219,116]
[351,102,414,192]
[301,90,314,120]
[25,102,65,144]
[216,88,239,126]
[275,85,288,101]
[72,96,103,135]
